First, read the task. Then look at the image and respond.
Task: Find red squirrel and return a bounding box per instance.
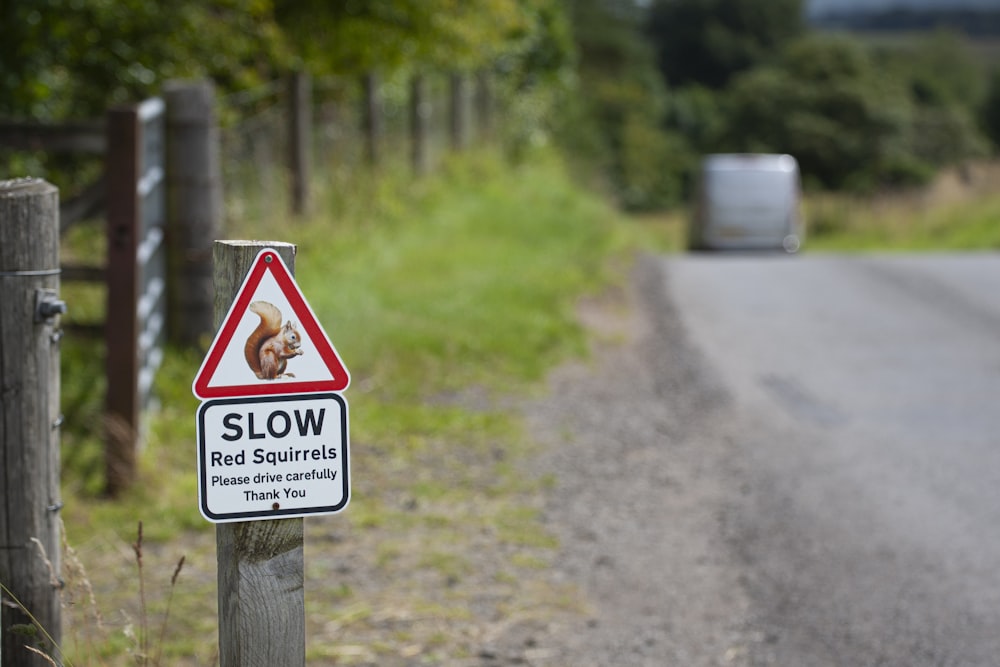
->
[244,301,303,379]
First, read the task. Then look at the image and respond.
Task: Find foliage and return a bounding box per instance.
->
[556,0,692,210]
[273,0,574,81]
[0,0,290,119]
[707,31,993,192]
[0,0,573,124]
[645,0,804,88]
[720,34,917,190]
[872,30,993,166]
[983,69,1000,151]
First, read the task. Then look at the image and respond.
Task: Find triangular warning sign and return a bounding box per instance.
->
[192,248,350,399]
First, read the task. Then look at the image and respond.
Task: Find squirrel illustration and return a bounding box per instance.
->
[244,301,304,380]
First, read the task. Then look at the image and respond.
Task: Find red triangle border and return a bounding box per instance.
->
[192,248,350,399]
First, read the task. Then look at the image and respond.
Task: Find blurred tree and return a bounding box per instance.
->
[559,0,691,209]
[0,0,289,119]
[645,0,804,89]
[874,30,991,165]
[876,30,987,108]
[0,0,574,120]
[720,35,916,190]
[983,69,1000,152]
[272,0,573,79]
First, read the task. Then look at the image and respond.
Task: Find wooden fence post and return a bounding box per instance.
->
[475,70,494,143]
[105,104,143,495]
[105,98,169,496]
[288,71,312,217]
[410,73,430,176]
[362,71,382,167]
[449,72,469,152]
[165,80,223,348]
[213,241,305,667]
[0,178,64,667]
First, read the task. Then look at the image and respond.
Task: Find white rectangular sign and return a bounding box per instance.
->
[197,393,349,522]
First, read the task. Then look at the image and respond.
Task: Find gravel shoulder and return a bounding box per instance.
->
[502,255,758,666]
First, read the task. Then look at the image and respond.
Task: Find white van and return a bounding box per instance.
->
[689,153,803,252]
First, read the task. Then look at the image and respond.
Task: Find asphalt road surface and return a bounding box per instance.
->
[662,252,1000,666]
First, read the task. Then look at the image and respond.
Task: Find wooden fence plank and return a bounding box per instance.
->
[0,121,105,154]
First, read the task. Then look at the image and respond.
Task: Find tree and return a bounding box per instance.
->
[983,69,1000,152]
[0,0,574,121]
[559,0,691,209]
[272,0,573,77]
[645,0,804,89]
[874,30,992,165]
[0,0,289,119]
[720,35,915,190]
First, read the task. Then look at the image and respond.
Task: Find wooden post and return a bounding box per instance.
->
[288,71,311,217]
[475,70,494,143]
[0,178,63,667]
[105,98,168,496]
[449,72,469,152]
[213,241,305,667]
[105,105,142,495]
[165,80,223,348]
[362,71,382,167]
[410,73,430,176]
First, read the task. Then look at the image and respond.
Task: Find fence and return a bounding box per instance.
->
[221,69,496,224]
[0,84,221,496]
[1,66,505,664]
[0,68,499,496]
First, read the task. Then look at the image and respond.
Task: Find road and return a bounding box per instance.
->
[662,252,1000,666]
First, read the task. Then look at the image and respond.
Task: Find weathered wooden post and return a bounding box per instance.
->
[105,97,169,496]
[449,72,469,152]
[164,80,223,348]
[0,179,64,667]
[213,241,304,666]
[475,69,494,143]
[288,71,312,217]
[362,71,382,167]
[410,73,430,176]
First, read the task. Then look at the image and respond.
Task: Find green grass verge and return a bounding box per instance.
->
[805,167,1000,251]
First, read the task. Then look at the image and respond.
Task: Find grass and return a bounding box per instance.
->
[45,144,1000,663]
[805,161,1000,251]
[43,147,675,664]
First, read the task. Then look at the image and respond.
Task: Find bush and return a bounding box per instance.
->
[982,69,1000,152]
[715,32,990,192]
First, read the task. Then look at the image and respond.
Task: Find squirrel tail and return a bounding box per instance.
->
[244,301,283,376]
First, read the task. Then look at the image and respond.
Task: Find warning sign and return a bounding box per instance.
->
[192,248,350,399]
[197,393,349,522]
